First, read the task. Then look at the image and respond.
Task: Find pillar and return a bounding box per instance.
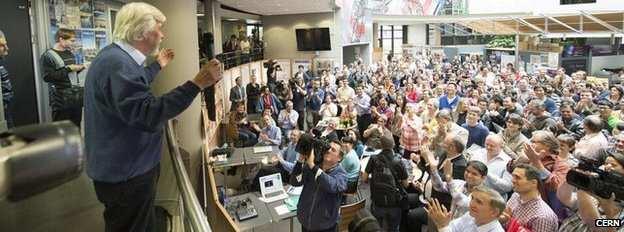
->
[136,0,203,213]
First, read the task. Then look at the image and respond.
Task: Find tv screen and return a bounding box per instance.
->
[296,28,331,51]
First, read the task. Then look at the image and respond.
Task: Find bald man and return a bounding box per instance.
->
[469,134,513,197]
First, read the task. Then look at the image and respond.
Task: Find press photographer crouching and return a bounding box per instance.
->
[557,151,624,231]
[289,133,347,232]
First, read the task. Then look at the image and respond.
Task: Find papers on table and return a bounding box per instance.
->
[274,205,290,215]
[286,186,303,195]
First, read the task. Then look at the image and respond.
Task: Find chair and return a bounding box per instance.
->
[338,198,366,232]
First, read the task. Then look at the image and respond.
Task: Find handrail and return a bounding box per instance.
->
[165,120,212,232]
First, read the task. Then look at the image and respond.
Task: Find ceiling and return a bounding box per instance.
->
[217,0,334,16]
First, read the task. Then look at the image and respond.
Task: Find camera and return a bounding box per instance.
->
[566,156,624,202]
[263,60,281,71]
[295,132,331,165]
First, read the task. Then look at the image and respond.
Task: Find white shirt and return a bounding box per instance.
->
[278,109,299,130]
[470,151,513,195]
[320,103,338,119]
[439,213,504,232]
[114,41,146,66]
[574,132,609,160]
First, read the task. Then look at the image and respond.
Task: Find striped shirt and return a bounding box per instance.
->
[0,58,12,107]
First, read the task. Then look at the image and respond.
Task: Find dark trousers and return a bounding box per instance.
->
[296,109,305,130]
[239,127,258,147]
[93,165,160,232]
[53,107,82,127]
[357,113,372,138]
[371,204,402,232]
[405,207,428,232]
[302,224,337,232]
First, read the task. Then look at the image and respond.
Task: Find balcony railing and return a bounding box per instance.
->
[214,47,264,70]
[165,120,212,232]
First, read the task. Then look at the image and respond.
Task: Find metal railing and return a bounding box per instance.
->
[214,47,265,69]
[165,120,212,232]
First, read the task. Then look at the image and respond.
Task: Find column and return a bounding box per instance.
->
[137,0,203,211]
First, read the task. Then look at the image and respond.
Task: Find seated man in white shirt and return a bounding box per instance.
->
[469,134,513,198]
[426,185,506,232]
[278,101,299,137]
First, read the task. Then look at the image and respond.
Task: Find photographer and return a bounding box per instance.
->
[558,152,624,232]
[289,138,347,232]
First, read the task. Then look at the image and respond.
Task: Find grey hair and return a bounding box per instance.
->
[0,30,5,39]
[472,185,506,215]
[113,2,166,43]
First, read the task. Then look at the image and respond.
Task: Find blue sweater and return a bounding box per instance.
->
[84,44,201,183]
[462,122,490,147]
[290,162,347,231]
[439,95,460,111]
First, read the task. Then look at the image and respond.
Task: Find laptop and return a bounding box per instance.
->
[258,173,289,203]
[253,146,273,154]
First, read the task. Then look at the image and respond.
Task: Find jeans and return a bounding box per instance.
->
[371,204,402,232]
[238,127,257,147]
[93,165,160,232]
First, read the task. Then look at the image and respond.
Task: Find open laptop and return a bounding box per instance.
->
[253,146,273,154]
[258,173,289,203]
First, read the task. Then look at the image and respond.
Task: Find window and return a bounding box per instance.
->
[560,0,596,4]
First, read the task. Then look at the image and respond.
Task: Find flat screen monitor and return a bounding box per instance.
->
[295,28,331,51]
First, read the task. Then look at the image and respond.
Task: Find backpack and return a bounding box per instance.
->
[370,152,407,208]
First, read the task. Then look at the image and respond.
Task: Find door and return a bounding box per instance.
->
[0,0,39,126]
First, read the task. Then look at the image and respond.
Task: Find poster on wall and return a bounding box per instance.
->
[240,64,251,86]
[275,59,292,82]
[340,0,372,45]
[314,58,335,76]
[218,70,230,120]
[250,61,264,85]
[368,0,444,16]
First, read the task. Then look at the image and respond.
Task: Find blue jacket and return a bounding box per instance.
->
[307,89,325,111]
[439,95,460,111]
[290,162,347,231]
[84,44,200,183]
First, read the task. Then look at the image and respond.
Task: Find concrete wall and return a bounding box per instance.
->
[591,55,624,75]
[262,12,341,61]
[468,0,624,15]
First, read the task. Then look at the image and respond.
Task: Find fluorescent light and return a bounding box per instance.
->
[196,13,205,17]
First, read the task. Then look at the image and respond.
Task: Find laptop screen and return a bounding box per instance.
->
[259,173,284,198]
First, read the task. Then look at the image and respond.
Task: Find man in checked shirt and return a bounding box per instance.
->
[502,164,558,232]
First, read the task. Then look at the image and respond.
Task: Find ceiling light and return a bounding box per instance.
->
[226,18,239,21]
[196,13,204,17]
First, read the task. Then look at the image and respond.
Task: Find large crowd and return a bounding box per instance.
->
[226,50,624,232]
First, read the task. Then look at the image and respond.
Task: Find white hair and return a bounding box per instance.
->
[0,30,5,39]
[113,2,166,43]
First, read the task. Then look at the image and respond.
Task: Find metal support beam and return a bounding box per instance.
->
[433,24,455,36]
[443,23,474,35]
[580,10,623,33]
[543,15,581,33]
[511,16,544,33]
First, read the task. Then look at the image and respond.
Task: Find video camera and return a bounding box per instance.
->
[0,121,84,202]
[295,131,331,166]
[566,156,624,202]
[263,60,281,71]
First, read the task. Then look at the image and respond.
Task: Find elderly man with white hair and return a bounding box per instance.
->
[0,30,13,128]
[469,134,513,197]
[84,3,222,231]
